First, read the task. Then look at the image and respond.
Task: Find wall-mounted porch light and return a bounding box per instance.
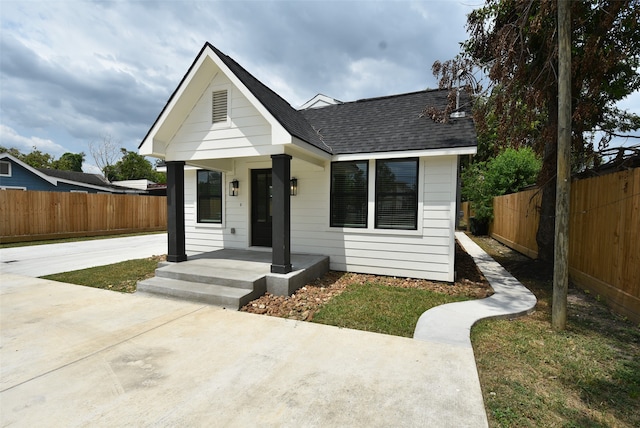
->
[229,179,239,196]
[290,177,298,196]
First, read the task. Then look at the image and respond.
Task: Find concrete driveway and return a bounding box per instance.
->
[0,273,488,427]
[0,233,167,277]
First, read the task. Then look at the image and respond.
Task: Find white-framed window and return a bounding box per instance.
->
[0,161,11,177]
[197,170,223,224]
[375,158,419,230]
[330,160,368,228]
[330,158,420,232]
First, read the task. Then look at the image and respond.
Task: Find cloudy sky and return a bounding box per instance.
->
[1,0,638,174]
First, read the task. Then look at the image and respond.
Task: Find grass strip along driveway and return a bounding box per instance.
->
[39,238,639,427]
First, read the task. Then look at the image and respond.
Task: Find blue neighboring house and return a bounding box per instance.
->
[0,153,142,194]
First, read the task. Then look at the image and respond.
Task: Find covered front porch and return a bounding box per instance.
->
[138,248,329,309]
[164,149,327,270]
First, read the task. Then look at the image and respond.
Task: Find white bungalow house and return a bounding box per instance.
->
[139,42,477,282]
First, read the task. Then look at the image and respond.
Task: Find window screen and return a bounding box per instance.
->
[212,90,228,123]
[330,161,368,228]
[197,170,222,223]
[375,158,418,230]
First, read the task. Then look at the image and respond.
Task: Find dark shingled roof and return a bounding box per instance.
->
[37,168,140,192]
[140,42,477,156]
[300,89,477,155]
[37,168,111,186]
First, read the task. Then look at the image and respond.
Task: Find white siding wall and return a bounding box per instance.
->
[291,156,457,282]
[167,73,273,161]
[184,155,458,282]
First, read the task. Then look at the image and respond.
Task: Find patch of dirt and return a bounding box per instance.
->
[472,236,551,279]
[150,254,167,263]
[240,242,493,321]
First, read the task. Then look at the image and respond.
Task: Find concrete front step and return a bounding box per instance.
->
[154,262,266,290]
[137,276,265,310]
[136,250,330,310]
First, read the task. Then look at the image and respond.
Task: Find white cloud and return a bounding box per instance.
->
[2,0,634,163]
[619,90,640,116]
[82,162,103,175]
[0,125,66,156]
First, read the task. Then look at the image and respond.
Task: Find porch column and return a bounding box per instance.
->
[166,161,187,262]
[270,154,292,274]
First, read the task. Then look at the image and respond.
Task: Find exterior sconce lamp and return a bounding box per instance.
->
[290,178,298,196]
[229,179,239,196]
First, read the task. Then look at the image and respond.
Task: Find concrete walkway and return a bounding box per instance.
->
[414,232,538,347]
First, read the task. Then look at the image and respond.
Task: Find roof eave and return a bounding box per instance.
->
[331,146,477,161]
[0,153,58,185]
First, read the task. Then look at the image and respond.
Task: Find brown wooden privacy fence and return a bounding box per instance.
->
[490,168,640,323]
[460,201,472,229]
[0,190,167,243]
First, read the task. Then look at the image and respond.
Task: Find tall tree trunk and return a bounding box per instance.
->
[536,94,559,263]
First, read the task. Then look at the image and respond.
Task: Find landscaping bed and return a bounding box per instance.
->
[240,242,493,322]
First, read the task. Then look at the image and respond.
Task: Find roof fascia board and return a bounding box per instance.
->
[331,146,477,161]
[286,138,331,169]
[139,43,211,152]
[140,51,216,156]
[0,153,58,185]
[299,93,341,110]
[54,177,130,193]
[285,146,327,169]
[290,137,332,159]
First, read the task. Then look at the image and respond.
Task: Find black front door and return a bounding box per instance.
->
[251,169,272,247]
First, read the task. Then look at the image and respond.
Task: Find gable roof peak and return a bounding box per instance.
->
[140,41,328,153]
[299,93,343,110]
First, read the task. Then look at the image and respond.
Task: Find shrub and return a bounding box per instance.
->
[462,147,541,224]
[484,147,541,196]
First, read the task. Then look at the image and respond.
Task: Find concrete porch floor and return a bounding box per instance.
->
[137,249,329,309]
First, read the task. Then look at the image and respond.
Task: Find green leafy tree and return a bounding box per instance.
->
[104,148,166,183]
[461,0,640,261]
[11,147,56,169]
[0,146,23,158]
[53,152,85,172]
[1,146,87,171]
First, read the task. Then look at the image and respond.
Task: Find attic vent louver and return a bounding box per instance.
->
[212,90,228,123]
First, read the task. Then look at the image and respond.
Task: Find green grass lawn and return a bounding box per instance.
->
[312,281,468,337]
[470,236,640,428]
[41,257,161,293]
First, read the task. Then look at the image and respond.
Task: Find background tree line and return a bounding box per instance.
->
[0,146,85,172]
